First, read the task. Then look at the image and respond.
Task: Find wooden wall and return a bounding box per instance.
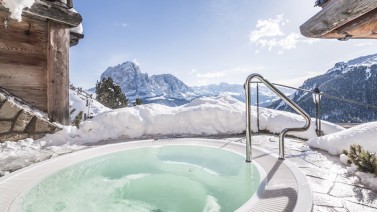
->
[47,21,70,125]
[0,11,48,111]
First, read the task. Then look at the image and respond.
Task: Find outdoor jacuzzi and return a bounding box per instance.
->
[0,139,312,212]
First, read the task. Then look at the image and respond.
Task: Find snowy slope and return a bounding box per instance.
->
[42,95,343,146]
[271,53,377,123]
[69,89,110,121]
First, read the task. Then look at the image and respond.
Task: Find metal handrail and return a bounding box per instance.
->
[245,73,311,161]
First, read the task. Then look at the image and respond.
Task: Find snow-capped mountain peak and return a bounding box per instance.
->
[272,53,377,123]
[100,62,194,105]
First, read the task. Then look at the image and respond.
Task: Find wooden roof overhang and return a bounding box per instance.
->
[300,0,377,40]
[0,0,83,45]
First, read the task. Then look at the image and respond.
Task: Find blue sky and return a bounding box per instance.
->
[70,0,377,89]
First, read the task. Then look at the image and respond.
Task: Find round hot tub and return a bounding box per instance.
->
[19,145,261,211]
[0,138,312,212]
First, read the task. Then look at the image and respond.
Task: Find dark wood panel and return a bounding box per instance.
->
[0,38,47,54]
[47,21,70,125]
[0,11,47,53]
[0,51,46,67]
[0,64,46,87]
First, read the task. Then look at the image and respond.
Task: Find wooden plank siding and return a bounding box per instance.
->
[47,21,70,125]
[0,11,48,112]
[300,0,377,39]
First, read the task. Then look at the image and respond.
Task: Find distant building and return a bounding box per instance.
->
[0,0,84,125]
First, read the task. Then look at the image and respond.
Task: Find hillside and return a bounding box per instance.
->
[270,54,377,123]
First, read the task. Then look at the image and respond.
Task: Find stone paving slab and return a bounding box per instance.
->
[223,135,377,212]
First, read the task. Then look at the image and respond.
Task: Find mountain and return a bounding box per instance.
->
[100,62,195,106]
[270,54,377,123]
[97,61,294,107]
[192,82,294,105]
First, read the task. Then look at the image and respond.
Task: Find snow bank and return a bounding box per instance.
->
[257,107,343,139]
[41,95,343,146]
[307,122,377,155]
[1,0,35,21]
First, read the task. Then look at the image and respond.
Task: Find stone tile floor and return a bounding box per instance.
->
[222,134,377,212]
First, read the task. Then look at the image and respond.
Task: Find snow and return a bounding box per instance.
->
[345,164,377,191]
[307,122,377,155]
[366,68,372,80]
[307,122,377,189]
[69,89,110,121]
[1,0,35,21]
[354,171,377,191]
[40,95,343,146]
[347,53,377,68]
[69,8,83,34]
[70,23,83,34]
[339,154,349,165]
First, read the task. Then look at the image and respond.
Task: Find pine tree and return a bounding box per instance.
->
[133,98,143,106]
[96,77,128,109]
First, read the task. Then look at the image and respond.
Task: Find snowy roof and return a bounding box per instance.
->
[0,0,82,27]
[301,0,377,40]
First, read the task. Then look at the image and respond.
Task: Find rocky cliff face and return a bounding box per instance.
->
[270,54,377,123]
[101,62,194,103]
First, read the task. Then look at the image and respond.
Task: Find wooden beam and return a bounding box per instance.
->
[47,21,70,125]
[300,0,377,38]
[335,7,377,34]
[0,1,82,27]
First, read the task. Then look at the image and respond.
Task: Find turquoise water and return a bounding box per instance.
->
[21,145,260,212]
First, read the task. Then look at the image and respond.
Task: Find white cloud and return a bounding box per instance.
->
[114,22,129,28]
[193,66,266,86]
[250,15,318,51]
[196,66,265,80]
[250,14,285,42]
[279,33,300,50]
[189,69,197,75]
[196,72,227,79]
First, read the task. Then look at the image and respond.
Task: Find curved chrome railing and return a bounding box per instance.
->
[245,73,311,161]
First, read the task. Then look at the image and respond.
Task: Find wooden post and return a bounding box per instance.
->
[47,21,70,125]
